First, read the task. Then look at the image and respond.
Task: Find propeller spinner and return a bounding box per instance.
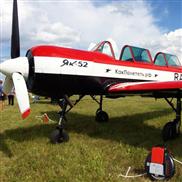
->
[0,0,30,119]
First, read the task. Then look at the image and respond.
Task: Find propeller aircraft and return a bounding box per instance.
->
[0,0,182,143]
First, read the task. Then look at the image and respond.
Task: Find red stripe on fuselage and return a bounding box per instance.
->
[108,81,182,92]
[30,45,114,62]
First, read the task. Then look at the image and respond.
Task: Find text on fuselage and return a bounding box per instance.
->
[174,73,182,80]
[61,59,88,68]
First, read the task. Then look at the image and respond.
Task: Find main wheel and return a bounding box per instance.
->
[95,110,109,123]
[50,129,69,144]
[162,121,179,141]
[162,122,174,141]
[172,119,181,137]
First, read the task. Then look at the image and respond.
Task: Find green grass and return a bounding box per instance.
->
[0,96,182,182]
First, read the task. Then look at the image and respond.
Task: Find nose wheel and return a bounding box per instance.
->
[50,95,86,144]
[50,128,69,144]
[50,95,71,144]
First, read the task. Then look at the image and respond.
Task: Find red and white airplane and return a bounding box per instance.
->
[0,0,182,143]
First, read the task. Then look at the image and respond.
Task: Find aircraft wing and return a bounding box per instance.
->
[108,81,182,93]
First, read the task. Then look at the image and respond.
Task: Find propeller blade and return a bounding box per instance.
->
[2,76,13,95]
[11,0,20,58]
[12,73,30,119]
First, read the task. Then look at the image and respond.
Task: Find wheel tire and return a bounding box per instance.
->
[95,110,109,123]
[50,129,69,144]
[96,109,101,115]
[162,122,175,141]
[61,130,69,142]
[173,119,180,137]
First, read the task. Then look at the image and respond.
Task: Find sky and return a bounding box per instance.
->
[149,0,181,30]
[0,0,182,74]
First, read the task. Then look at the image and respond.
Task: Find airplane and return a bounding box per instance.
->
[0,0,181,144]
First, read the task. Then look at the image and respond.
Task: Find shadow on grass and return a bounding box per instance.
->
[1,108,182,157]
[0,133,13,157]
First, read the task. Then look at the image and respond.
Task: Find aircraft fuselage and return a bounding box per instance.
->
[25,45,182,98]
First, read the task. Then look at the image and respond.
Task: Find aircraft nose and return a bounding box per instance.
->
[0,57,29,79]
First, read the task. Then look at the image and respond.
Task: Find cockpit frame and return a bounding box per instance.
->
[154,52,181,67]
[119,45,153,64]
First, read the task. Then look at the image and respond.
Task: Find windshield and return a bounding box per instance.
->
[131,46,151,63]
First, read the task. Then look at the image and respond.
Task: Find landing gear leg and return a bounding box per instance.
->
[162,94,181,141]
[50,95,85,144]
[50,98,69,144]
[91,95,109,123]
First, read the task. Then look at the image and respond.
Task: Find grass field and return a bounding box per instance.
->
[0,96,182,182]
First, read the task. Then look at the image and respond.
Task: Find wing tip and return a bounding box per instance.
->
[22,108,31,119]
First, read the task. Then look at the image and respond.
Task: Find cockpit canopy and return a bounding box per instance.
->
[120,45,152,63]
[91,41,116,59]
[154,52,181,67]
[91,41,153,63]
[91,41,181,67]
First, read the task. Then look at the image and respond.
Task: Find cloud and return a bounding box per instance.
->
[0,0,82,53]
[144,29,182,62]
[31,22,80,45]
[0,0,181,64]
